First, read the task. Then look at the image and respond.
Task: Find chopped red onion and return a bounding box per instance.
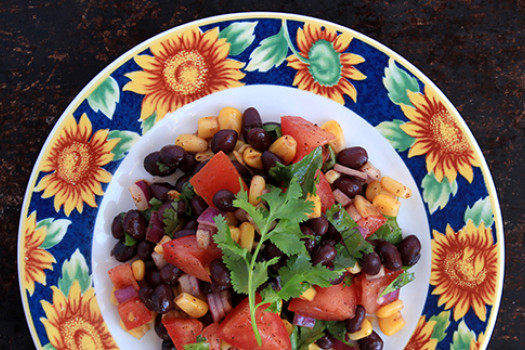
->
[333,188,352,206]
[151,251,167,269]
[128,180,150,211]
[197,207,224,228]
[334,164,368,182]
[377,288,400,305]
[179,274,201,296]
[114,286,138,304]
[146,211,165,243]
[293,313,316,329]
[196,226,213,249]
[219,290,233,314]
[207,292,228,323]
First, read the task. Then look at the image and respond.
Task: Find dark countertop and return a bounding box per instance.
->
[1,1,523,349]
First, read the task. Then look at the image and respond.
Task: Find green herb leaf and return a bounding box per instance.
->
[149,197,163,209]
[162,201,179,237]
[368,216,403,245]
[379,269,415,297]
[184,335,210,350]
[267,219,308,257]
[262,123,282,139]
[322,144,336,172]
[124,233,138,246]
[295,321,326,350]
[156,161,171,172]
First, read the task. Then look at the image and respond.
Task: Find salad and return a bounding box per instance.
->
[106,106,422,350]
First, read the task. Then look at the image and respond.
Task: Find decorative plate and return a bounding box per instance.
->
[18,12,503,350]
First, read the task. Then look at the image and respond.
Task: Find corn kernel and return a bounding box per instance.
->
[373,193,401,217]
[269,135,297,164]
[306,193,321,219]
[377,299,404,319]
[195,150,215,162]
[175,134,209,153]
[282,319,294,335]
[249,175,266,206]
[131,259,145,281]
[243,146,263,169]
[346,262,362,274]
[308,343,322,350]
[197,116,220,139]
[218,107,243,134]
[347,318,373,340]
[234,139,247,152]
[321,120,345,153]
[239,222,255,251]
[365,180,383,202]
[110,287,118,306]
[354,195,381,218]
[228,225,241,243]
[378,311,405,336]
[128,322,150,339]
[299,286,317,301]
[380,176,412,199]
[233,150,245,165]
[175,292,209,318]
[220,340,232,350]
[324,169,341,184]
[154,235,172,254]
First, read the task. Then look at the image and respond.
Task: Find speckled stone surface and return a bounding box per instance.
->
[1,1,523,349]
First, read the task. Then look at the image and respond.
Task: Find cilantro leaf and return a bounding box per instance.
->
[262,123,282,139]
[124,233,138,246]
[184,335,209,350]
[322,144,336,172]
[295,321,326,350]
[156,161,171,172]
[379,269,415,297]
[149,197,163,209]
[267,220,308,256]
[162,201,179,237]
[368,215,403,245]
[179,182,196,216]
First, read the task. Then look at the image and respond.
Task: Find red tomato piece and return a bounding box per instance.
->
[117,297,153,330]
[162,316,203,350]
[108,263,139,290]
[163,235,222,282]
[315,170,335,213]
[354,269,403,314]
[288,283,357,321]
[190,151,247,207]
[356,216,387,237]
[281,116,335,163]
[217,296,292,350]
[202,323,221,350]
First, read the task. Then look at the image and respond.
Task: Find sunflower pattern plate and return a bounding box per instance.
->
[18,13,503,350]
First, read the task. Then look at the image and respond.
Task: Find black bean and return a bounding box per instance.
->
[246,128,272,151]
[397,235,422,266]
[210,282,230,294]
[261,150,283,171]
[179,152,197,173]
[177,200,186,217]
[123,210,147,240]
[144,151,176,176]
[337,147,368,169]
[146,269,161,287]
[306,215,329,236]
[346,305,366,332]
[152,284,175,314]
[193,159,208,174]
[312,244,337,266]
[136,240,154,260]
[213,189,236,212]
[190,196,208,217]
[198,311,214,326]
[111,213,125,240]
[376,241,403,271]
[149,182,174,202]
[242,107,263,135]
[174,174,192,193]
[154,314,171,341]
[263,242,285,261]
[159,145,185,167]
[209,259,231,287]
[173,229,196,238]
[334,176,363,198]
[316,335,333,349]
[329,272,345,285]
[211,129,238,154]
[111,241,136,262]
[361,252,382,275]
[184,220,198,230]
[161,340,176,350]
[139,286,155,310]
[231,160,251,179]
[159,264,182,285]
[358,331,383,350]
[300,225,317,253]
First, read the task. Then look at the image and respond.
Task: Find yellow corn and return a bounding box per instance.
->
[197,116,220,139]
[321,120,345,153]
[308,344,322,350]
[175,134,209,153]
[228,225,241,243]
[195,150,215,162]
[234,139,247,152]
[239,222,255,251]
[354,195,381,218]
[346,261,362,274]
[378,311,405,336]
[249,175,266,206]
[365,180,383,202]
[110,287,118,306]
[233,150,245,165]
[373,193,401,217]
[218,107,243,134]
[154,235,172,254]
[324,169,341,184]
[376,299,404,319]
[269,135,297,164]
[282,319,294,335]
[299,286,317,301]
[175,292,209,318]
[220,340,233,350]
[131,259,145,281]
[347,318,373,340]
[306,193,321,219]
[243,146,263,169]
[167,190,181,200]
[120,319,150,338]
[380,176,412,199]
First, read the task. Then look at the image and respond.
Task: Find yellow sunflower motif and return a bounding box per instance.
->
[400,85,481,183]
[430,220,499,321]
[123,27,245,122]
[286,23,366,104]
[404,316,438,350]
[470,331,486,350]
[20,211,56,296]
[40,281,117,350]
[35,113,118,216]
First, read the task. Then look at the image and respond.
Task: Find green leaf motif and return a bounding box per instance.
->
[429,310,451,342]
[37,218,71,249]
[375,119,415,152]
[42,343,57,350]
[219,21,258,56]
[245,26,288,72]
[141,112,157,135]
[108,130,140,161]
[464,196,494,228]
[422,172,458,214]
[450,320,476,350]
[87,76,120,119]
[58,249,92,296]
[383,58,420,106]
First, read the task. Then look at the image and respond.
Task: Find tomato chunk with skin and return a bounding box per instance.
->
[356,216,387,237]
[281,116,335,163]
[163,235,222,282]
[217,296,292,350]
[315,170,335,213]
[162,316,203,350]
[108,263,139,290]
[354,269,403,314]
[288,283,357,321]
[118,297,153,330]
[190,151,247,207]
[202,323,221,350]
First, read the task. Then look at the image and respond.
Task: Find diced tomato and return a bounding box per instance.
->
[202,323,221,350]
[217,296,291,350]
[162,316,203,350]
[163,235,222,282]
[281,116,335,163]
[315,170,335,213]
[108,263,139,290]
[117,297,153,330]
[356,216,387,237]
[354,269,403,314]
[288,283,357,321]
[190,151,247,207]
